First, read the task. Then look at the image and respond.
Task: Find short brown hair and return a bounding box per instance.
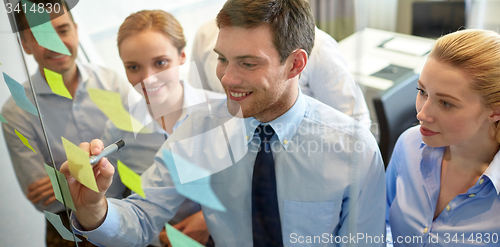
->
[117,10,186,55]
[13,0,74,40]
[430,29,500,142]
[216,0,315,64]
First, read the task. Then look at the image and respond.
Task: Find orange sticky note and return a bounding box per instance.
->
[61,137,99,192]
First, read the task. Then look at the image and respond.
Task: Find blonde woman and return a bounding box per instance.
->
[102,10,224,246]
[386,29,500,246]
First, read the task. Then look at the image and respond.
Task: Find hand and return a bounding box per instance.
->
[60,139,115,230]
[27,176,57,206]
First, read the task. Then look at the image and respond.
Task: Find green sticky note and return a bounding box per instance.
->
[0,113,6,123]
[61,137,99,193]
[165,223,204,247]
[117,160,145,198]
[22,0,71,56]
[14,129,37,153]
[88,88,151,134]
[44,211,82,242]
[44,164,76,211]
[44,68,72,99]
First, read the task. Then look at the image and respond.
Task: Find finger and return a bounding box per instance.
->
[60,161,71,176]
[78,141,91,155]
[43,195,57,206]
[90,139,104,156]
[173,220,186,230]
[31,187,54,204]
[28,176,51,191]
[95,158,115,192]
[27,178,54,200]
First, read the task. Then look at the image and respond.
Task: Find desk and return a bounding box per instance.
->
[338,28,435,138]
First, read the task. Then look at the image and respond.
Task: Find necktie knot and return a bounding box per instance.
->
[257,124,275,142]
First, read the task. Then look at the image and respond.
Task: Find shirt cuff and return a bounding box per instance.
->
[70,199,120,245]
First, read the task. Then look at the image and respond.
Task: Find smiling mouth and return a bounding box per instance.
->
[48,54,67,60]
[145,86,163,93]
[229,91,252,98]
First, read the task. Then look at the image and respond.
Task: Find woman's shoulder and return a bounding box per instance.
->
[392,125,424,156]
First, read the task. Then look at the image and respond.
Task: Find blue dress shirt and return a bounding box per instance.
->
[386,126,500,246]
[72,91,386,247]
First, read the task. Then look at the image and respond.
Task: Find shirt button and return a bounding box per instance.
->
[446,205,451,211]
[423,227,428,234]
[479,179,484,184]
[469,194,476,197]
[245,135,249,140]
[284,139,289,145]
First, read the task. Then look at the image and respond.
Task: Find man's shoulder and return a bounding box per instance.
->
[301,95,377,147]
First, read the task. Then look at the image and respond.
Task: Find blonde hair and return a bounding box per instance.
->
[429,29,500,142]
[117,10,186,54]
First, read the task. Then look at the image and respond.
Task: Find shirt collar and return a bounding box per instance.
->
[34,61,86,95]
[419,141,500,195]
[243,89,305,149]
[483,150,500,195]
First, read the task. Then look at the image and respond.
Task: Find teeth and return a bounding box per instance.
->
[230,92,251,98]
[145,86,162,92]
[51,54,66,59]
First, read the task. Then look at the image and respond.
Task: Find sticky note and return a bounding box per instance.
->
[44,211,82,242]
[3,72,38,116]
[44,68,72,99]
[117,160,145,198]
[14,129,37,153]
[0,113,6,123]
[61,137,99,193]
[162,149,226,212]
[88,88,151,134]
[44,164,76,211]
[22,0,71,56]
[165,223,204,247]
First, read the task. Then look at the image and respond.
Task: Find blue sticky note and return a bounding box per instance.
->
[44,211,82,242]
[162,149,226,212]
[22,0,71,56]
[0,113,6,123]
[3,72,38,116]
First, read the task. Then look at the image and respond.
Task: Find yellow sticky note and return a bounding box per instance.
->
[44,68,72,99]
[117,160,145,198]
[61,137,99,193]
[88,88,151,134]
[14,129,37,153]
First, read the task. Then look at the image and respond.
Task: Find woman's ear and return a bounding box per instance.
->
[489,108,500,123]
[286,49,308,80]
[179,48,186,65]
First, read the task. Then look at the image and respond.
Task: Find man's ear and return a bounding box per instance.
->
[20,31,33,55]
[286,49,308,80]
[489,108,500,123]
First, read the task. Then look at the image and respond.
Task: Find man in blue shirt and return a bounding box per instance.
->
[62,0,386,246]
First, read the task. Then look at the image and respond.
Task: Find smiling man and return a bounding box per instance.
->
[1,2,130,246]
[61,0,386,246]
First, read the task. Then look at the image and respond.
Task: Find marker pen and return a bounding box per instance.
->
[89,140,125,165]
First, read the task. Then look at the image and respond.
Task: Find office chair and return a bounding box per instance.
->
[373,74,420,167]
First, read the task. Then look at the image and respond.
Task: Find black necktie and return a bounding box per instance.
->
[252,125,283,247]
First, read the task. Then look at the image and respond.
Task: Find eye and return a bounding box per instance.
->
[416,87,427,96]
[242,62,256,68]
[126,65,139,71]
[217,57,228,63]
[441,100,453,108]
[156,60,168,67]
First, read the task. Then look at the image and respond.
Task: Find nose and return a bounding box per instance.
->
[142,68,158,85]
[416,98,434,124]
[218,63,241,87]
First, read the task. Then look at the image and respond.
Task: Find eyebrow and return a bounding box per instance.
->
[417,80,461,102]
[55,23,70,30]
[213,48,263,60]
